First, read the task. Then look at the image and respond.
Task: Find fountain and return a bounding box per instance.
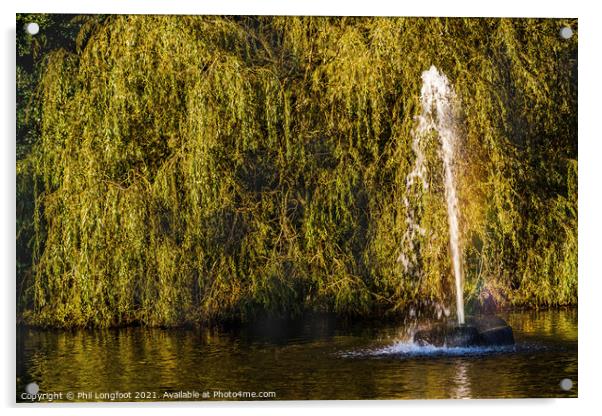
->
[405,66,514,348]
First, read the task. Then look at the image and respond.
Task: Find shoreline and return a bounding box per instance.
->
[16,304,577,331]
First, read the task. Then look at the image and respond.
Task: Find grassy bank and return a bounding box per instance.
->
[17,16,577,327]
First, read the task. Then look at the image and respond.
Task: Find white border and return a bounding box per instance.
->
[3,0,586,17]
[3,1,601,415]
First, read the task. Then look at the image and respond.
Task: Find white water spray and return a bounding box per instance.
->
[399,66,465,325]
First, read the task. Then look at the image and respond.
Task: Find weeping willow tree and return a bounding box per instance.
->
[17,16,577,327]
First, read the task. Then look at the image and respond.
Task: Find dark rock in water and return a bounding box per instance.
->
[467,315,515,346]
[413,316,514,347]
[414,324,481,347]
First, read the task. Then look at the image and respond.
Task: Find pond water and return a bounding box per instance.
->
[16,308,577,401]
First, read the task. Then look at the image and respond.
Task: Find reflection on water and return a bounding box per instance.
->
[17,309,577,401]
[452,360,471,399]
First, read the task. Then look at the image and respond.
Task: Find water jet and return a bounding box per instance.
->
[405,66,514,348]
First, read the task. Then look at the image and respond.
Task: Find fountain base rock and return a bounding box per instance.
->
[413,316,514,348]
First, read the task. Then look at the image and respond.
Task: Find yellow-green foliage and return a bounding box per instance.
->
[18,16,577,327]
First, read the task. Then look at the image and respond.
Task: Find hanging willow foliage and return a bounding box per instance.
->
[17,16,577,327]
